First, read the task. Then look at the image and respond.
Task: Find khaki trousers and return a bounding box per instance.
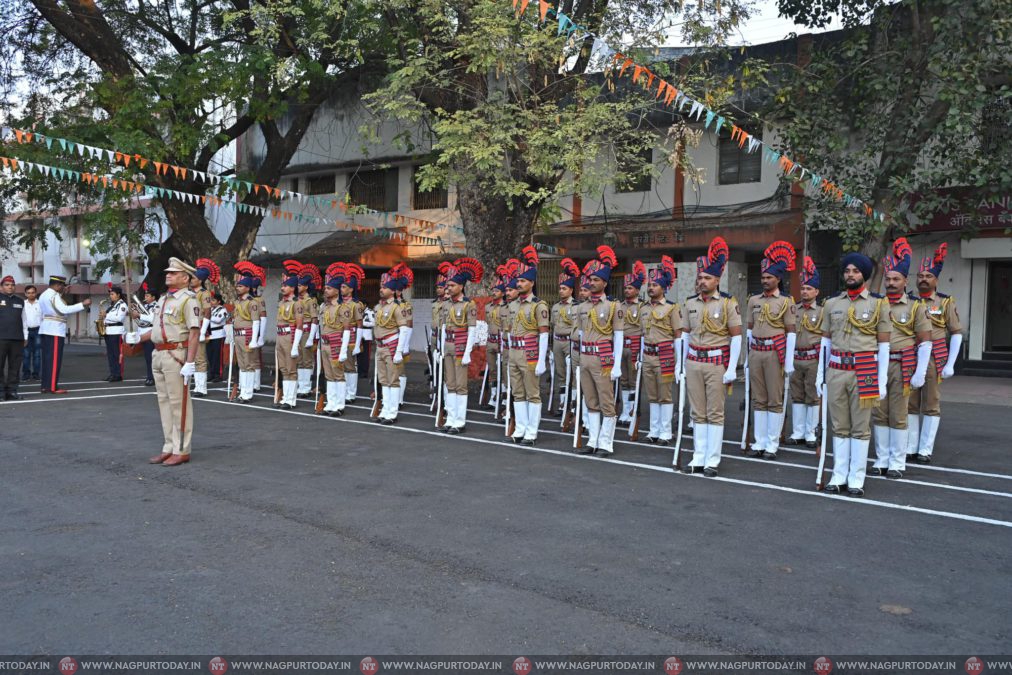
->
[580,353,616,416]
[790,358,819,405]
[153,348,193,456]
[508,348,542,403]
[642,354,673,404]
[620,344,638,389]
[907,355,941,417]
[235,332,257,372]
[443,340,468,395]
[277,333,297,380]
[749,348,784,412]
[194,340,208,372]
[552,339,571,390]
[873,360,910,429]
[376,345,401,387]
[827,367,873,440]
[686,360,727,424]
[298,331,316,369]
[320,335,345,382]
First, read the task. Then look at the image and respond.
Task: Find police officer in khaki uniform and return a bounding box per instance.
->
[340,264,366,403]
[906,243,962,464]
[507,247,550,445]
[872,238,933,478]
[815,253,891,496]
[787,257,824,448]
[746,241,798,460]
[317,263,351,416]
[681,237,743,477]
[618,261,646,424]
[438,258,482,433]
[229,263,265,403]
[641,256,682,445]
[189,259,219,397]
[125,258,201,466]
[550,258,580,416]
[374,263,413,424]
[275,262,306,409]
[575,245,625,456]
[296,264,321,398]
[485,265,508,411]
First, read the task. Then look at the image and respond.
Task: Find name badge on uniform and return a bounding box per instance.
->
[900,314,909,322]
[713,311,720,318]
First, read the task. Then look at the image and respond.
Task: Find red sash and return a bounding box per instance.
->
[623,334,642,360]
[931,338,948,381]
[751,334,788,365]
[645,342,677,382]
[515,334,539,366]
[321,332,342,360]
[830,349,879,404]
[446,328,469,361]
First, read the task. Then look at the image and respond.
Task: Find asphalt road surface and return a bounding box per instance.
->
[2,343,1010,655]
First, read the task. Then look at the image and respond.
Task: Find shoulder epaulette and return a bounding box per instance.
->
[720,291,732,299]
[870,292,883,299]
[907,291,919,300]
[687,293,699,300]
[937,291,949,298]
[181,289,196,298]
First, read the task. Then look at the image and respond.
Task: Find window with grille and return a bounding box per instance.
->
[412,268,438,299]
[718,126,762,184]
[982,96,1011,159]
[412,166,448,210]
[306,174,335,195]
[615,147,653,193]
[348,168,399,212]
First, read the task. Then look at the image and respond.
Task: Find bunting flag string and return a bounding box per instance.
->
[0,154,454,247]
[509,0,888,225]
[1,125,468,234]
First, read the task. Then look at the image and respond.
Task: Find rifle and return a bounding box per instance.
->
[315,343,325,413]
[226,327,236,401]
[779,372,790,445]
[478,358,490,407]
[370,350,382,418]
[425,325,435,402]
[430,334,441,414]
[494,353,504,419]
[673,345,687,469]
[273,344,282,406]
[435,326,447,428]
[572,364,583,448]
[628,350,643,440]
[504,356,514,437]
[739,338,751,452]
[816,345,829,490]
[560,354,572,431]
[547,348,555,414]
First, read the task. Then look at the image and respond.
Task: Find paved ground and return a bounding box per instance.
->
[2,342,1010,655]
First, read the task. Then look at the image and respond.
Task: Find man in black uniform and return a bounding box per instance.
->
[0,275,27,401]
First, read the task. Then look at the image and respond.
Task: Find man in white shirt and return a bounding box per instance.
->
[39,275,91,394]
[102,284,128,382]
[21,285,42,380]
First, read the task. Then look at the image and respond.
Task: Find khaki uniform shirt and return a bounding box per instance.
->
[276,296,304,329]
[374,299,411,340]
[320,300,350,337]
[796,301,825,349]
[152,289,201,345]
[643,299,682,344]
[232,295,261,330]
[509,295,550,338]
[620,300,644,337]
[487,301,504,340]
[823,288,891,352]
[551,298,577,337]
[683,292,742,347]
[576,294,626,343]
[916,291,962,340]
[301,295,319,329]
[747,290,796,337]
[886,295,931,351]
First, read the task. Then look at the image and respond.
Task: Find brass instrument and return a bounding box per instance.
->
[96,299,109,337]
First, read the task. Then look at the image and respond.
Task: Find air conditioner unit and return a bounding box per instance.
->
[79,265,93,283]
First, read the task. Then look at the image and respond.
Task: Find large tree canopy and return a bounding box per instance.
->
[772,0,1011,269]
[1,0,389,279]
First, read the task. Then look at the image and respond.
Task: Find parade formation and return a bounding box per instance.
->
[115,236,963,497]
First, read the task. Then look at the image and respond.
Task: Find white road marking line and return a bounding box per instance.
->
[19,385,151,396]
[19,378,146,388]
[1,392,156,405]
[194,396,1012,530]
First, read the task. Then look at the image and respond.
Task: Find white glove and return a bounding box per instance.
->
[305,331,315,349]
[257,316,268,347]
[610,329,623,380]
[535,331,549,376]
[815,337,830,396]
[338,329,350,363]
[534,358,545,375]
[784,332,797,375]
[393,350,404,364]
[722,334,742,384]
[673,337,684,384]
[225,324,234,345]
[180,361,195,384]
[462,325,476,366]
[877,342,890,400]
[399,326,412,356]
[249,322,260,352]
[124,332,140,345]
[353,328,362,355]
[746,328,754,346]
[911,340,932,389]
[942,333,962,379]
[462,351,472,366]
[199,317,210,342]
[291,329,303,358]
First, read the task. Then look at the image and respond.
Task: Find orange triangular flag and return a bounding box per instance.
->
[179,167,187,179]
[632,66,644,83]
[253,184,260,195]
[101,177,108,188]
[172,166,181,178]
[738,131,749,148]
[655,80,666,99]
[138,157,148,169]
[14,130,24,144]
[153,161,163,175]
[539,0,550,21]
[123,154,132,167]
[115,152,123,164]
[272,187,280,198]
[664,86,678,106]
[645,71,655,90]
[517,0,530,15]
[619,59,633,77]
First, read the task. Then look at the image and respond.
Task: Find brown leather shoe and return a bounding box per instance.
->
[149,453,173,464]
[161,454,190,466]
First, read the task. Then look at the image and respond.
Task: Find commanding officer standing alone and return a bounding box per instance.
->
[872,238,933,478]
[681,237,742,477]
[906,243,962,464]
[125,258,200,466]
[745,241,797,460]
[787,258,824,448]
[816,252,891,496]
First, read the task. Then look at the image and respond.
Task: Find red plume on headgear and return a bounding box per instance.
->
[708,237,729,265]
[437,261,453,278]
[763,241,796,271]
[505,259,520,277]
[195,258,221,284]
[597,245,617,268]
[453,257,484,285]
[496,264,509,279]
[521,245,539,266]
[803,256,817,277]
[632,260,646,282]
[399,263,414,289]
[560,258,580,278]
[892,238,912,263]
[661,255,676,280]
[345,263,365,285]
[933,243,948,267]
[326,262,345,281]
[298,263,322,288]
[282,259,302,276]
[252,264,266,286]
